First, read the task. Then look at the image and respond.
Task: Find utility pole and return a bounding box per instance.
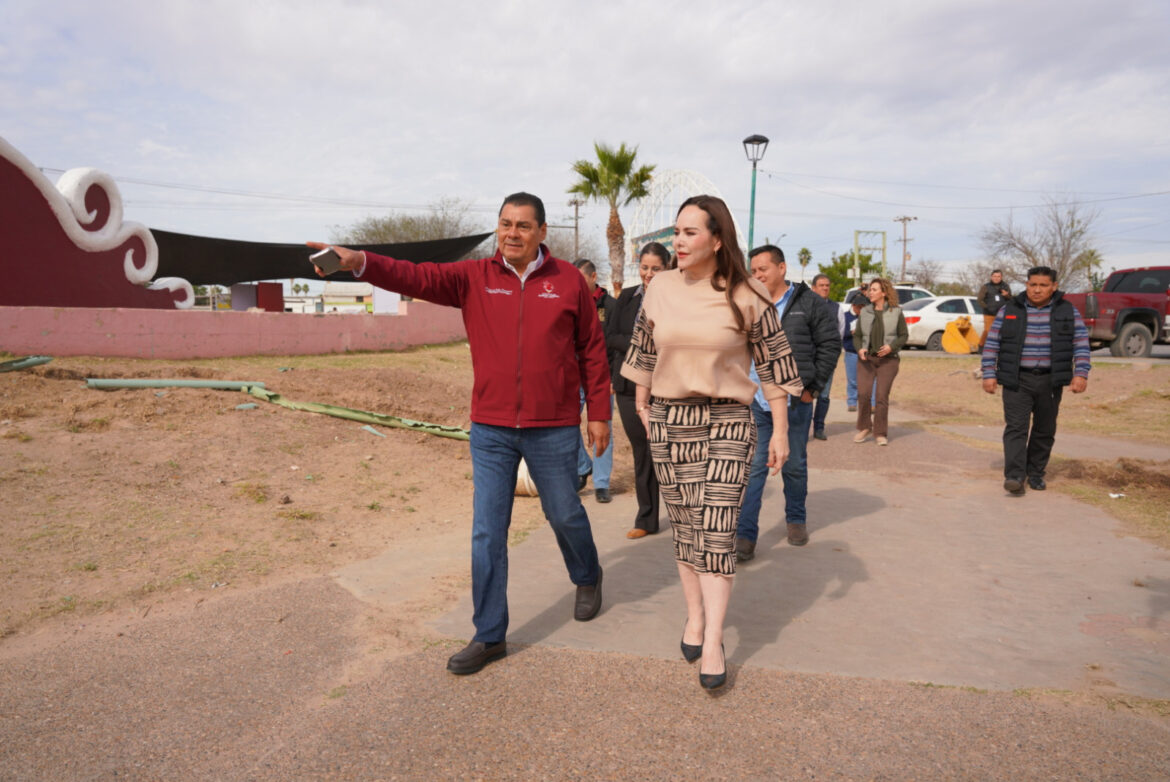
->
[854,230,888,280]
[893,215,917,282]
[568,198,585,260]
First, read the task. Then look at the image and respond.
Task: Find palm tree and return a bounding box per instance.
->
[798,247,812,281]
[567,142,654,291]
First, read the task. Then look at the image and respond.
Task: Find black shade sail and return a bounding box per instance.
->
[151,229,494,286]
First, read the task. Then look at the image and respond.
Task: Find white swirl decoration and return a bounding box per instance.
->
[55,167,158,285]
[149,277,195,309]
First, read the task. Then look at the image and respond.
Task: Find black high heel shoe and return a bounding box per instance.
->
[699,644,726,690]
[680,630,702,664]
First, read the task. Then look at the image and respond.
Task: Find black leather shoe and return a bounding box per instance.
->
[699,644,726,690]
[1028,476,1046,491]
[574,567,603,621]
[577,468,592,492]
[735,537,756,562]
[813,429,827,441]
[1004,478,1026,496]
[446,641,506,675]
[681,625,702,663]
[595,488,611,503]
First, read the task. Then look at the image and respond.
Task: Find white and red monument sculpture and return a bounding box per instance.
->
[0,135,193,309]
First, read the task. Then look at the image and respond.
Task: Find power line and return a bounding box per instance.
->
[762,169,1128,196]
[760,169,1170,211]
[38,166,501,213]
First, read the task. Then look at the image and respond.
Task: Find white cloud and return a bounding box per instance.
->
[1,0,1166,271]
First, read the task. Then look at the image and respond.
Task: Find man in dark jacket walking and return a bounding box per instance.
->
[736,246,841,559]
[981,266,1090,496]
[810,273,845,439]
[977,269,1012,349]
[308,192,608,675]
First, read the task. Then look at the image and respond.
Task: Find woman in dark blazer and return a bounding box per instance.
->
[608,242,671,538]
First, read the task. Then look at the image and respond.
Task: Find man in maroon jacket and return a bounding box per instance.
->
[309,193,608,675]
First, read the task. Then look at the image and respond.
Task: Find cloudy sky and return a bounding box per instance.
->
[3,0,1168,286]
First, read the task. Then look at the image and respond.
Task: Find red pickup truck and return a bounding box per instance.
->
[1063,266,1170,357]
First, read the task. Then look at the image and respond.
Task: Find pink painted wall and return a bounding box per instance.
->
[0,301,467,359]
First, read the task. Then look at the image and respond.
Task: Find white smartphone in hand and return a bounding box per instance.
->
[310,247,343,275]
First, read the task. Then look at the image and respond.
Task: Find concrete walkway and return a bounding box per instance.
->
[431,404,1170,699]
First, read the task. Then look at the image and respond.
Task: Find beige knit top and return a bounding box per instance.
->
[620,269,803,406]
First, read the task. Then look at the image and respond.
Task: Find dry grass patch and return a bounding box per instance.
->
[1051,458,1170,546]
[891,356,1170,441]
[1014,687,1170,719]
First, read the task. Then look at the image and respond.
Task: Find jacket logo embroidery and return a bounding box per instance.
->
[484,287,513,295]
[538,281,560,299]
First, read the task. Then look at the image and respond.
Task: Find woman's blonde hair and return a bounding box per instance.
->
[867,277,899,308]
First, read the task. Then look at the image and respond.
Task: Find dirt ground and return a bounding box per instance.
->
[2,346,1167,642]
[4,346,1170,780]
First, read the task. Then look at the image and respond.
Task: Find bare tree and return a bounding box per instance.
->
[331,197,491,259]
[978,197,1102,291]
[956,259,1002,296]
[544,229,605,271]
[908,258,943,291]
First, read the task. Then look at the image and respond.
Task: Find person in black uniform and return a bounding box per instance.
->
[608,242,671,538]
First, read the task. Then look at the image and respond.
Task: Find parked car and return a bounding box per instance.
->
[902,296,984,351]
[844,284,934,306]
[894,284,935,305]
[1063,266,1170,357]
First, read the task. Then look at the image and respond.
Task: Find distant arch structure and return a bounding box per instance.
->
[626,169,745,281]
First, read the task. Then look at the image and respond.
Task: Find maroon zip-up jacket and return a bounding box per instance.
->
[358,246,611,428]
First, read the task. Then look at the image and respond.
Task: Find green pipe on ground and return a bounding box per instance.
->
[85,379,266,390]
[0,356,53,373]
[247,386,470,441]
[80,375,468,442]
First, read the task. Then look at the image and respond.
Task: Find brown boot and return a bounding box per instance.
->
[787,523,809,546]
[735,537,756,562]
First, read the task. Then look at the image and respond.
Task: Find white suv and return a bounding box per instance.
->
[894,284,934,305]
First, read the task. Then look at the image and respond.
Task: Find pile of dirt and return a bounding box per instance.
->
[1055,457,1170,491]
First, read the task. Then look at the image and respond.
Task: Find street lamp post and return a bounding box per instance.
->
[743,134,769,252]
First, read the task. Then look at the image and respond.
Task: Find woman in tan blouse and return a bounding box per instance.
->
[621,195,802,690]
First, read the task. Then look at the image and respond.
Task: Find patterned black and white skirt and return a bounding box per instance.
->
[648,396,756,576]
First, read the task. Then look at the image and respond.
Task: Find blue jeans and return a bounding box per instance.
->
[738,398,813,542]
[844,351,874,407]
[469,422,601,643]
[812,367,836,433]
[576,389,613,489]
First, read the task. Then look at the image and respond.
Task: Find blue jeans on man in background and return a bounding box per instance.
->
[738,397,813,543]
[576,388,612,490]
[469,422,601,644]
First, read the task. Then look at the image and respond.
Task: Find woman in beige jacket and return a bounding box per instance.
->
[853,277,909,446]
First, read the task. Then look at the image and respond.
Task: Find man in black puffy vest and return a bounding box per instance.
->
[980,266,1091,495]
